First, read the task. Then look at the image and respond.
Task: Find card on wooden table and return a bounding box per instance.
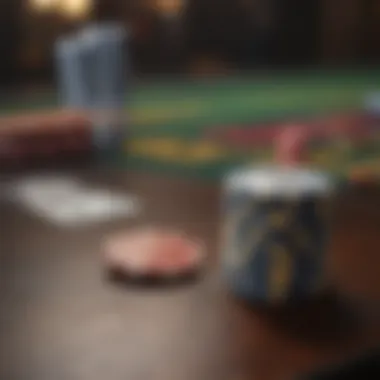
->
[10,176,141,227]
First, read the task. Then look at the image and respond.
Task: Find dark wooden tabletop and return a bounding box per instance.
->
[1,169,379,380]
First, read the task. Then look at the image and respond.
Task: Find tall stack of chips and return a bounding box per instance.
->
[221,125,337,304]
[55,38,88,109]
[55,23,128,153]
[221,166,336,304]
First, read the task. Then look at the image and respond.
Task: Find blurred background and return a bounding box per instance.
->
[2,0,380,87]
[1,3,380,380]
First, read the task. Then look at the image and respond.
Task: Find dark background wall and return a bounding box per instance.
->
[275,0,321,66]
[1,0,380,86]
[0,0,22,85]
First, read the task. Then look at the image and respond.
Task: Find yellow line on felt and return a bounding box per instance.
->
[349,157,380,175]
[131,102,203,126]
[128,138,230,163]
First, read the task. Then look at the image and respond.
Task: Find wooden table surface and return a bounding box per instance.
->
[0,169,379,380]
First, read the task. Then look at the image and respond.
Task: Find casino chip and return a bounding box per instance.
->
[275,124,310,165]
[103,228,205,282]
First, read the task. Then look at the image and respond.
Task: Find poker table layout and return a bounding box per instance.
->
[1,70,380,179]
[1,169,380,380]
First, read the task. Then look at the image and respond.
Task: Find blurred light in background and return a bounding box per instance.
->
[29,0,93,19]
[57,0,93,19]
[154,0,184,17]
[29,0,57,12]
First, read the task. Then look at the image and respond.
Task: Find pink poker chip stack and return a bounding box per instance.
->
[274,124,310,166]
[103,228,206,281]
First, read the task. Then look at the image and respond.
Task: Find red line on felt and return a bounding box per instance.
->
[205,112,379,148]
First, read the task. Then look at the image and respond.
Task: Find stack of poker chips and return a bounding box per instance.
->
[221,165,336,304]
[103,228,206,284]
[0,111,92,171]
[55,23,128,152]
[221,125,339,304]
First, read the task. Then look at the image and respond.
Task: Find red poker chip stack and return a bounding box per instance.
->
[0,110,93,170]
[103,228,206,282]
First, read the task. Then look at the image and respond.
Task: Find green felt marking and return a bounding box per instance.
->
[2,71,380,180]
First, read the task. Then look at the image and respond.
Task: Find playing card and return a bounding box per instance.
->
[9,176,141,227]
[9,175,83,200]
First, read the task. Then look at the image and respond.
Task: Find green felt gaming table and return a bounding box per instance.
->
[1,70,380,179]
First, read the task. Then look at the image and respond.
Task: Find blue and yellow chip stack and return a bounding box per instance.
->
[222,166,336,304]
